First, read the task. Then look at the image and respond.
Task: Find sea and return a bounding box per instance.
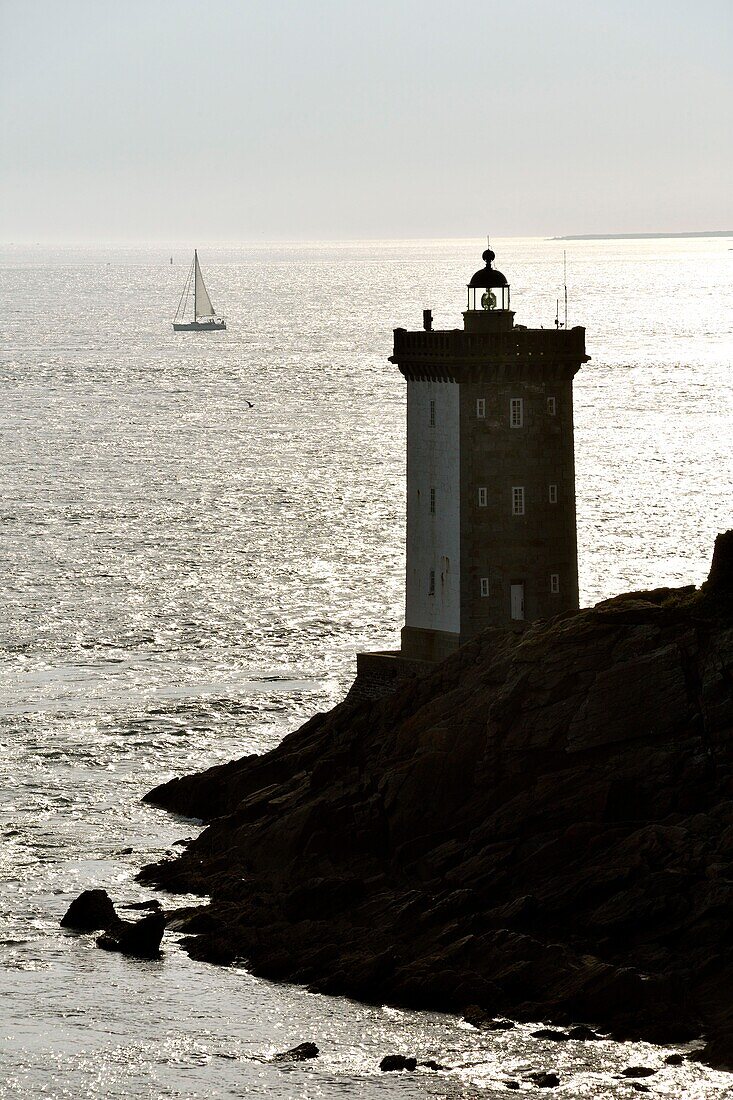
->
[0,237,732,1098]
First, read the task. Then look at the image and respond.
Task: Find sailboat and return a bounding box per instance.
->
[173,250,226,331]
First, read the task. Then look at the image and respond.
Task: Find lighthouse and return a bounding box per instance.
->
[351,245,590,698]
[392,246,589,663]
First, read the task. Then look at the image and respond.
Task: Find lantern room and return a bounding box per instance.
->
[463,248,514,332]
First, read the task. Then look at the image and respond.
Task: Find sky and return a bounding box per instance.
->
[1,0,731,242]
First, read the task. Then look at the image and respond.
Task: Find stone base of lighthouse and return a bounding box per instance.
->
[400,625,461,663]
[343,649,432,705]
[347,624,523,705]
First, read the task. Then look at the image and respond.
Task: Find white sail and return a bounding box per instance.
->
[194,251,216,318]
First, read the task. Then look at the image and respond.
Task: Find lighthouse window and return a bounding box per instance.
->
[512,486,525,515]
[478,487,488,507]
[429,569,436,596]
[549,483,558,504]
[430,487,436,514]
[547,396,557,416]
[550,573,560,594]
[429,399,436,427]
[476,398,486,419]
[510,398,524,428]
[480,577,490,597]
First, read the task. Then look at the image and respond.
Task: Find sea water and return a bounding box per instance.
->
[0,238,732,1098]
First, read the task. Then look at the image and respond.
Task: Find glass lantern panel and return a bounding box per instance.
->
[467,284,510,311]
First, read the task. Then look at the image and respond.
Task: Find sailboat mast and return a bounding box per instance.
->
[194,250,198,321]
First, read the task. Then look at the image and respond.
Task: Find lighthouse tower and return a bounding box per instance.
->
[391,247,589,664]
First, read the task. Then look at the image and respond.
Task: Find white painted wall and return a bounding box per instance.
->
[405,380,460,633]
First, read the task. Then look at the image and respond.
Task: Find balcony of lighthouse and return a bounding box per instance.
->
[390,325,589,382]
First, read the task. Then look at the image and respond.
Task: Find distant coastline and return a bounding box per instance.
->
[551,230,732,241]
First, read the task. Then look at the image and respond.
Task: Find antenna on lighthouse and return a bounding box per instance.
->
[563,250,568,329]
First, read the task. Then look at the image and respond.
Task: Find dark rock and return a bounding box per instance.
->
[121,900,161,911]
[504,1082,520,1090]
[139,535,733,1068]
[463,1006,515,1029]
[621,1066,656,1078]
[663,1053,685,1065]
[567,1025,600,1040]
[629,1086,649,1094]
[688,1033,733,1071]
[272,1042,319,1062]
[96,911,165,958]
[704,531,733,596]
[419,1059,445,1071]
[380,1055,417,1072]
[61,889,118,931]
[531,1028,569,1042]
[524,1071,560,1088]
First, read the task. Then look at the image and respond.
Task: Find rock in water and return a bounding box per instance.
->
[524,1071,560,1088]
[140,534,733,1067]
[463,1006,516,1029]
[380,1055,417,1072]
[531,1028,569,1042]
[567,1025,600,1041]
[96,911,165,959]
[61,889,118,931]
[272,1043,319,1062]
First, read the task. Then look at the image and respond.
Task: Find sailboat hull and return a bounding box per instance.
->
[173,319,226,332]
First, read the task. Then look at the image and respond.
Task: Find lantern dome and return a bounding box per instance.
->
[468,248,508,288]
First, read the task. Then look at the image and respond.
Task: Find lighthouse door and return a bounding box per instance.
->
[510,583,525,621]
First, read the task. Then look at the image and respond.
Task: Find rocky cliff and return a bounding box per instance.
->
[141,533,733,1067]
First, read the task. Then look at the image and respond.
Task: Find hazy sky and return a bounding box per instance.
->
[1,0,731,241]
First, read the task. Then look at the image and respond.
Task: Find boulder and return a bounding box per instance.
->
[272,1042,319,1062]
[96,911,165,959]
[61,889,118,931]
[621,1067,656,1078]
[524,1071,560,1088]
[379,1055,417,1072]
[463,1006,515,1029]
[567,1025,600,1040]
